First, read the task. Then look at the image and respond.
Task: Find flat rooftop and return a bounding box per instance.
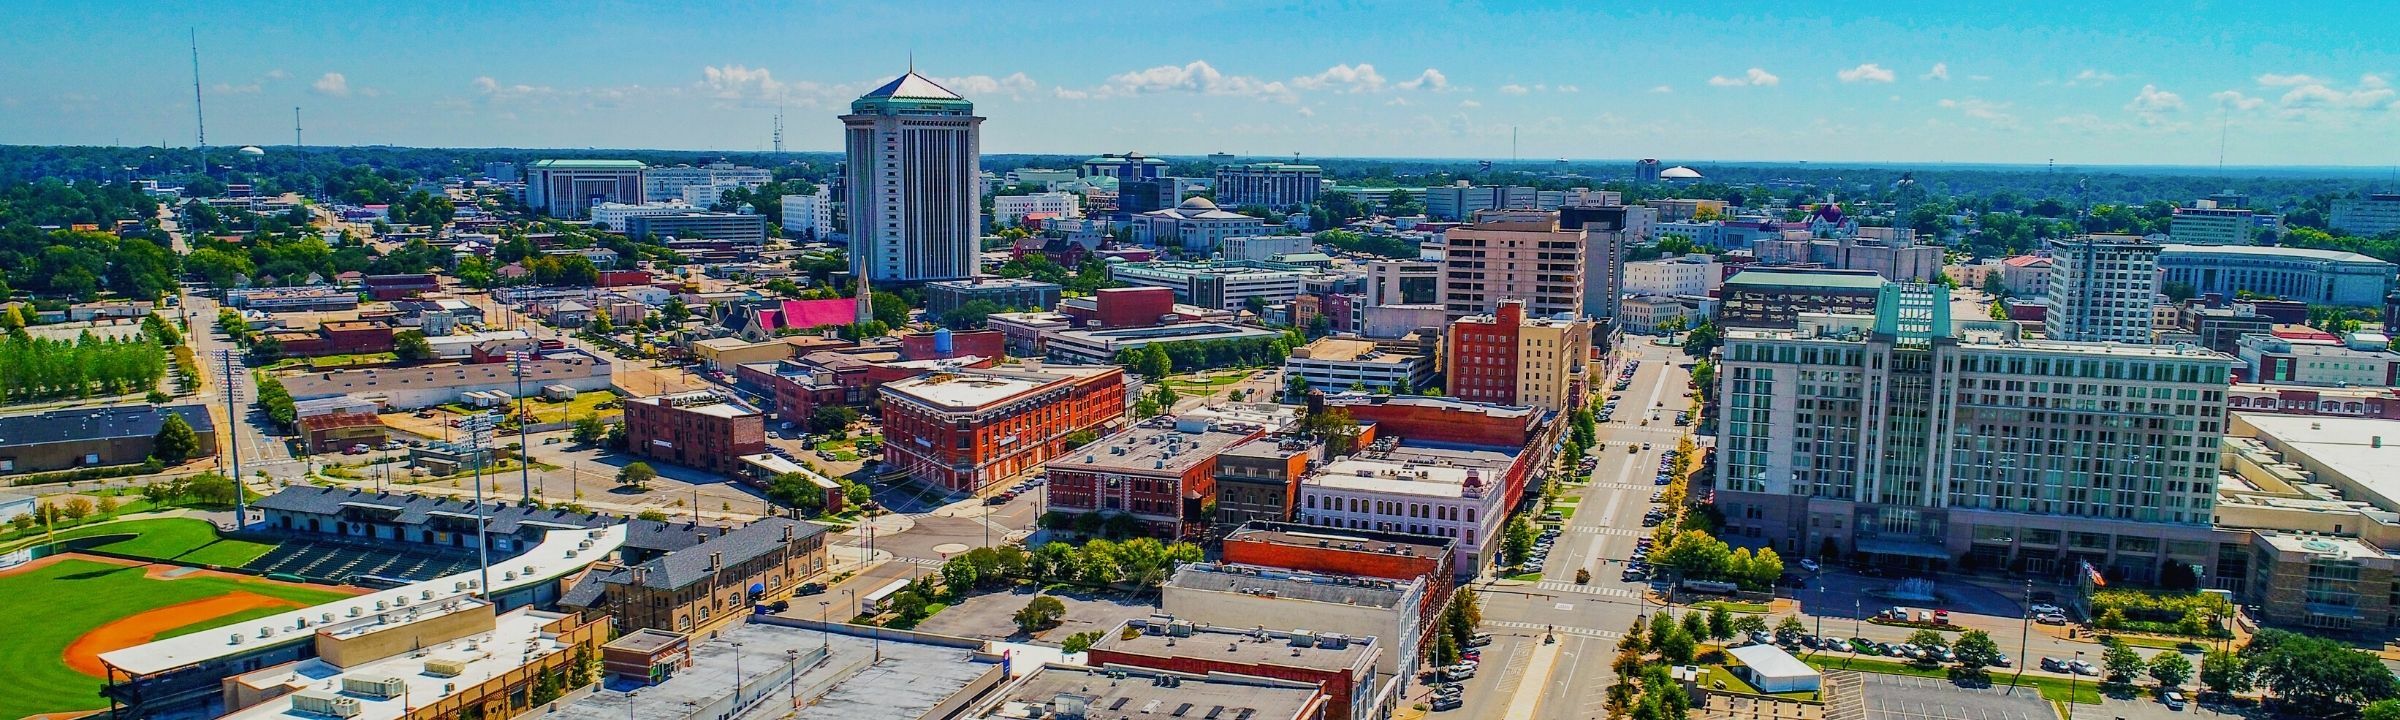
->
[102,524,627,676]
[1223,522,1451,560]
[223,608,571,720]
[1302,443,1519,499]
[2161,243,2392,264]
[1051,323,1283,344]
[1167,563,1413,611]
[881,371,1058,410]
[2234,412,2400,513]
[975,663,1324,720]
[551,622,999,720]
[1289,338,1420,364]
[1724,270,1891,291]
[1053,420,1259,476]
[1092,617,1377,673]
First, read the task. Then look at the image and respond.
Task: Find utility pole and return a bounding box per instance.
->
[463,412,499,597]
[220,350,246,530]
[510,350,532,503]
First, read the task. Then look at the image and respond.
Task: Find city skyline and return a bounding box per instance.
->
[2,2,2399,166]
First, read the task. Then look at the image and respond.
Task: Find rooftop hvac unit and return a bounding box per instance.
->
[423,656,470,677]
[342,675,408,699]
[291,690,361,718]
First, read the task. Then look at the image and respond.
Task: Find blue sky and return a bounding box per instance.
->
[4,1,2398,165]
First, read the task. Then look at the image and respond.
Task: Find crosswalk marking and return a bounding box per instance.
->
[1489,620,1624,639]
[1534,581,1638,597]
[1571,526,1642,536]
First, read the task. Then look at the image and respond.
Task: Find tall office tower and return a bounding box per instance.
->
[1634,158,1663,183]
[842,70,983,283]
[2045,234,2161,344]
[524,160,645,219]
[1712,283,2235,573]
[1437,209,1587,321]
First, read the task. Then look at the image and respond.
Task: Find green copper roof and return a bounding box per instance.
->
[851,71,975,114]
[530,159,646,170]
[1723,270,1891,290]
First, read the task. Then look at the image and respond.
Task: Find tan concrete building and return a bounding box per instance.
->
[1437,210,1587,321]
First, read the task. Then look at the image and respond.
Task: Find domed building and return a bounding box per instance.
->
[1659,166,1703,181]
[236,146,265,157]
[1134,195,1266,252]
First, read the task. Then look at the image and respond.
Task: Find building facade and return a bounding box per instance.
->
[991,191,1081,226]
[2169,205,2259,246]
[1365,259,1438,307]
[1111,259,1307,311]
[877,366,1127,493]
[1215,436,1319,525]
[622,211,768,245]
[1215,162,1322,208]
[843,71,982,283]
[924,277,1062,315]
[642,162,770,204]
[2158,244,2396,308]
[1283,338,1435,393]
[1444,300,1591,410]
[623,392,769,475]
[562,518,827,634]
[1222,235,1317,263]
[2045,235,2161,344]
[526,159,645,219]
[1437,210,1587,320]
[1623,254,1724,297]
[1043,418,1265,537]
[2332,194,2400,237]
[1135,197,1266,252]
[1713,283,2236,576]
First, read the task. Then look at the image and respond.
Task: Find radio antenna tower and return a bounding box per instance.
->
[772,110,785,154]
[189,29,207,157]
[294,106,303,148]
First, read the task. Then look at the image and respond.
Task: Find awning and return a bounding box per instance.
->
[1853,537,1951,559]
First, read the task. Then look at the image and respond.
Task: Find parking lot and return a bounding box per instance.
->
[1833,671,2055,720]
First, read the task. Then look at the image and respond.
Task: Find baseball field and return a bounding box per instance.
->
[0,522,359,720]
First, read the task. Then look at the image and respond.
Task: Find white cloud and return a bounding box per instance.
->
[1708,68,1780,87]
[1094,60,1294,102]
[2210,90,2267,111]
[1459,99,1482,108]
[1556,84,1579,93]
[266,69,289,80]
[2280,82,2396,109]
[1298,106,1315,117]
[311,72,350,96]
[1650,85,1673,94]
[2365,74,2390,89]
[1968,75,1992,81]
[2066,69,2119,87]
[1924,62,1950,81]
[936,72,1038,99]
[1838,63,1896,83]
[2256,73,2326,87]
[1498,83,1530,95]
[2125,84,2185,125]
[1397,68,1448,91]
[1937,97,2018,128]
[1293,64,1392,93]
[212,82,262,95]
[1053,88,1091,100]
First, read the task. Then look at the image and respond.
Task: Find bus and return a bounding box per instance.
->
[862,578,912,612]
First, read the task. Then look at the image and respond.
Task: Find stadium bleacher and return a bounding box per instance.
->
[242,539,481,585]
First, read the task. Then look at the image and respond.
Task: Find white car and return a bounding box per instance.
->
[1798,559,1821,573]
[2029,603,2063,616]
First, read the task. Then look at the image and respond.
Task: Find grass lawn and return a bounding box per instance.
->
[2096,634,2214,652]
[43,517,280,567]
[1507,570,1544,582]
[0,558,354,718]
[306,352,397,370]
[813,438,862,462]
[1798,653,2101,704]
[521,390,622,425]
[1164,372,1249,389]
[1694,599,1773,613]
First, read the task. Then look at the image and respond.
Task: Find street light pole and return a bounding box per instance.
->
[2018,578,2033,679]
[2067,651,2084,720]
[511,350,532,503]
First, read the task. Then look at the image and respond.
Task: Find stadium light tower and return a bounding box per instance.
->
[461,411,502,596]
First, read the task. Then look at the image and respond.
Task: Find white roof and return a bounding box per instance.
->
[1725,644,1816,680]
[221,608,575,720]
[101,524,625,676]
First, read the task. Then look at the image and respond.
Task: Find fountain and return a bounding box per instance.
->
[1874,577,1940,603]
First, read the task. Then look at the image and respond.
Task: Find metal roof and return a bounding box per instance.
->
[860,71,963,100]
[0,403,214,448]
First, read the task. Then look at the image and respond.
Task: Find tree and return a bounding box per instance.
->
[2148,651,2194,689]
[1679,611,1708,643]
[2199,649,2252,694]
[1981,272,2008,298]
[2101,641,2145,685]
[1906,629,1949,652]
[96,495,118,514]
[766,472,827,515]
[809,405,859,435]
[2247,629,2397,708]
[1501,517,1536,565]
[870,291,910,328]
[1774,616,1807,638]
[1705,605,1735,643]
[61,497,94,522]
[1061,631,1104,654]
[393,330,435,362]
[2366,700,2400,720]
[1657,625,1698,665]
[152,413,202,464]
[1731,614,1767,637]
[842,479,872,508]
[1284,373,1312,399]
[1952,630,2003,675]
[636,509,670,522]
[617,462,657,490]
[570,414,607,445]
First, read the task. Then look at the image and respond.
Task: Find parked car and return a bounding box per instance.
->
[2068,659,2098,676]
[2162,690,2187,710]
[1431,696,1462,712]
[1798,559,1821,573]
[2040,657,2064,672]
[1467,633,1493,647]
[2029,603,2063,616]
[2035,613,2069,625]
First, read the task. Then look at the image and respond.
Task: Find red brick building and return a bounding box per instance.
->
[1086,619,1378,720]
[878,366,1126,493]
[622,392,767,475]
[1320,394,1553,515]
[1222,521,1457,660]
[363,274,439,300]
[738,348,999,424]
[1445,300,1522,405]
[1062,286,1175,329]
[262,320,397,358]
[296,411,389,453]
[897,329,1007,363]
[1044,418,1265,538]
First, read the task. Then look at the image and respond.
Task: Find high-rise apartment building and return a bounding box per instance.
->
[1214,162,1322,208]
[1437,210,1586,321]
[1713,283,2237,568]
[2045,235,2161,344]
[2332,194,2400,237]
[1445,299,1592,411]
[1365,259,1439,306]
[843,71,982,283]
[525,159,645,219]
[2167,203,2259,246]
